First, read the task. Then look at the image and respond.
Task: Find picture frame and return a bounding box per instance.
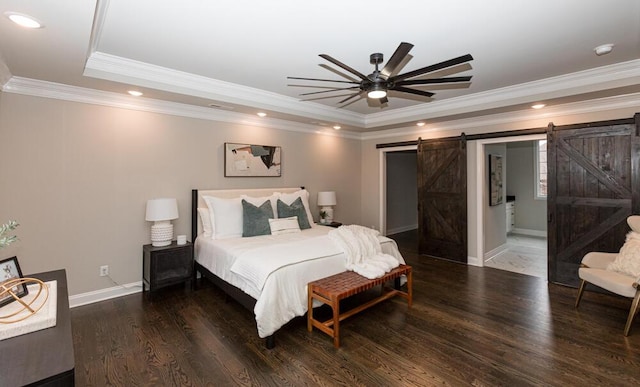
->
[224,142,282,177]
[489,154,503,206]
[0,256,28,307]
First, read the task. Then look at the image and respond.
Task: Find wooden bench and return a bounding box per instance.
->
[307,264,412,348]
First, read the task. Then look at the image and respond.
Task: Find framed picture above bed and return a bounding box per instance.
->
[225,143,282,177]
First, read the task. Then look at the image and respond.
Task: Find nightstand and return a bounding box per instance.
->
[142,241,193,297]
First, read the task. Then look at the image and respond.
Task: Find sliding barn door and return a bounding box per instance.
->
[548,115,640,286]
[417,136,467,263]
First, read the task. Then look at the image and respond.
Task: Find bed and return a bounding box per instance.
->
[191,187,406,348]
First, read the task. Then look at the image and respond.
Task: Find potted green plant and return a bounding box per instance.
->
[319,210,328,224]
[0,220,19,251]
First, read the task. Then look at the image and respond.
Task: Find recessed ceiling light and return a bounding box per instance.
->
[4,12,43,29]
[594,44,614,56]
[531,103,546,109]
[416,122,426,127]
[333,125,341,130]
[128,90,143,97]
[257,112,267,117]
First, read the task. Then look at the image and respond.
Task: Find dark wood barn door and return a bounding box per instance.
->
[417,136,467,263]
[548,116,640,286]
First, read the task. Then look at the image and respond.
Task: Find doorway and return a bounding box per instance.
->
[482,139,548,279]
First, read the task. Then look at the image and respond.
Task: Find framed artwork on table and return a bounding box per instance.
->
[225,143,282,177]
[489,154,503,206]
[0,256,28,307]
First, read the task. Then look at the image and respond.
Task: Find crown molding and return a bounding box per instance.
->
[84,52,640,131]
[84,51,364,128]
[1,76,362,140]
[3,75,639,143]
[360,92,640,140]
[364,59,640,128]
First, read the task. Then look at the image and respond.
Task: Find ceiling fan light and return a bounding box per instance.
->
[367,86,387,99]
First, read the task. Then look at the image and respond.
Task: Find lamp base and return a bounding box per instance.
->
[151,222,173,247]
[321,206,334,223]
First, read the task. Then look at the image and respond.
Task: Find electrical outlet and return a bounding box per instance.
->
[100,265,109,277]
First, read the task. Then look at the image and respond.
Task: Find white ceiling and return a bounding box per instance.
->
[1,0,639,133]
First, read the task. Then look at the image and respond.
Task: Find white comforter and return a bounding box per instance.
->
[195,225,405,338]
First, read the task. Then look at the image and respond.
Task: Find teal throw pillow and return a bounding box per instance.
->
[242,199,274,237]
[277,197,311,229]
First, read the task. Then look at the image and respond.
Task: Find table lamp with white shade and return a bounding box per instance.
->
[145,198,179,247]
[317,191,337,224]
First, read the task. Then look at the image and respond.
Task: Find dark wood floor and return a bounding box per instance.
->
[71,230,640,386]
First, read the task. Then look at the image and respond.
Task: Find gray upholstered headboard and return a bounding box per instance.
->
[191,187,303,242]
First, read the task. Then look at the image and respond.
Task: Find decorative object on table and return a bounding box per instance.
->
[145,198,179,247]
[0,220,19,250]
[317,191,337,224]
[0,256,28,308]
[225,142,281,177]
[489,154,503,206]
[0,277,50,326]
[176,235,187,245]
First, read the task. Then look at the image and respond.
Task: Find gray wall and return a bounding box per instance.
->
[0,93,362,296]
[506,141,547,233]
[386,151,418,234]
[484,144,507,253]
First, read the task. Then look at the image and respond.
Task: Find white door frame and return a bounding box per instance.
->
[474,134,545,266]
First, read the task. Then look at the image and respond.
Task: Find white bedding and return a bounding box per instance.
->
[195,224,405,338]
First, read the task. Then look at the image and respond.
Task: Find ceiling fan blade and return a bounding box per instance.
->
[300,87,360,96]
[338,90,367,104]
[393,86,435,98]
[392,54,474,82]
[319,54,369,80]
[395,76,472,87]
[381,42,414,78]
[302,93,359,102]
[320,64,359,82]
[288,84,356,89]
[287,76,359,84]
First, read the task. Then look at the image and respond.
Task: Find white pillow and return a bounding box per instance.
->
[607,231,640,278]
[197,207,213,237]
[203,196,243,239]
[241,193,280,218]
[269,216,301,235]
[279,189,314,225]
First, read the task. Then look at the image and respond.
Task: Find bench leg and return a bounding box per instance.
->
[332,299,340,348]
[407,270,413,307]
[308,291,313,332]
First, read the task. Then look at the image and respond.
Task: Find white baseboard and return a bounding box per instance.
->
[386,224,418,235]
[467,255,482,267]
[484,243,508,262]
[69,281,143,308]
[511,228,547,237]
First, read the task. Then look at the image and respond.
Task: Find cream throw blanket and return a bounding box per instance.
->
[328,225,400,279]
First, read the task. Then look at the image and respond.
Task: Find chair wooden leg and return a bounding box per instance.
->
[575,279,587,308]
[623,290,640,336]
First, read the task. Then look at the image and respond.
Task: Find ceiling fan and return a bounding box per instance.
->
[288,42,473,106]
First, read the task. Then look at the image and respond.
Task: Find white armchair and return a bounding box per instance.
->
[575,217,640,336]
